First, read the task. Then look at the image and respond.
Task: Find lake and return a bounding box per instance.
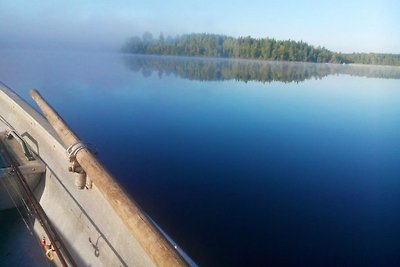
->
[0,154,5,168]
[0,49,400,266]
[0,208,48,266]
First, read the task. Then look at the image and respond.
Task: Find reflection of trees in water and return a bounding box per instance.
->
[124,55,400,83]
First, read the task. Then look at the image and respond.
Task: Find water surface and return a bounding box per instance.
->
[0,154,5,168]
[0,209,48,266]
[0,50,399,266]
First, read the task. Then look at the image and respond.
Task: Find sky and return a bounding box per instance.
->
[0,0,399,53]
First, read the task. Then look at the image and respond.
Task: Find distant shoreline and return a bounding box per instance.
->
[123,54,400,83]
[123,53,400,69]
[121,33,400,67]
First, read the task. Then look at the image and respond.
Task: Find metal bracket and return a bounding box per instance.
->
[7,130,35,161]
[67,142,88,190]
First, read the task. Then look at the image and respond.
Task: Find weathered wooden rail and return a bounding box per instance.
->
[30,89,187,267]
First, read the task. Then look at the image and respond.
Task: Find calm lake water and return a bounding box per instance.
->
[1,49,400,266]
[0,208,48,266]
[0,154,5,168]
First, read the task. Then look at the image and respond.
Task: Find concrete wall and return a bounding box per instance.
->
[0,83,155,266]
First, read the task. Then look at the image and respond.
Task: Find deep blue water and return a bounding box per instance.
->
[0,209,48,266]
[1,50,400,266]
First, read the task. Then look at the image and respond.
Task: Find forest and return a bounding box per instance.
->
[121,33,400,66]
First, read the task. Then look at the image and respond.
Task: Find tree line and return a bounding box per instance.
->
[121,33,400,66]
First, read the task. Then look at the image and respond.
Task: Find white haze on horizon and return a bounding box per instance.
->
[0,0,399,54]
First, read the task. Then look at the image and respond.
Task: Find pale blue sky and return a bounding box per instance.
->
[0,0,399,53]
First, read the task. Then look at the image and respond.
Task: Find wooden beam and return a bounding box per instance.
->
[30,89,187,267]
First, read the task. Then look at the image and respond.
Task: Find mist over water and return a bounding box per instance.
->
[1,1,400,53]
[0,50,400,266]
